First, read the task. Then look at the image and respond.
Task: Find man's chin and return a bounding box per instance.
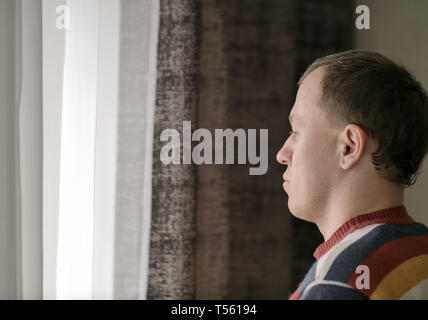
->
[287,202,315,223]
[282,181,289,194]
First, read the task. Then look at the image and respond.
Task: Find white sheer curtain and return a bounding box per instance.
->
[0,0,158,299]
[43,0,121,300]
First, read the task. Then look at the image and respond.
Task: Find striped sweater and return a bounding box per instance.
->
[289,205,428,300]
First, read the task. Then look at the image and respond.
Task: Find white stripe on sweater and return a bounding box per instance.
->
[400,278,428,300]
[315,223,383,281]
[303,279,355,296]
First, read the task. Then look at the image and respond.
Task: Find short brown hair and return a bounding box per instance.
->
[299,49,428,188]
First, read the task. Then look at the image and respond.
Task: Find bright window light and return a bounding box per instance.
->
[56,0,100,299]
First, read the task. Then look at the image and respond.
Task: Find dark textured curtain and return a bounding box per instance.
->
[149,0,200,299]
[195,0,297,299]
[148,0,353,299]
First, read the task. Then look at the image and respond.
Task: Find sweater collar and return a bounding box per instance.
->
[313,205,413,260]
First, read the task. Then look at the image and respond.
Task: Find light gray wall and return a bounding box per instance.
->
[355,0,428,226]
[0,0,44,299]
[19,0,43,299]
[0,0,18,299]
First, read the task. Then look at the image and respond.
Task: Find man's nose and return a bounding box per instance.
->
[276,142,291,165]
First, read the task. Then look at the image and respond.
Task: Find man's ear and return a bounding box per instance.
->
[339,124,367,170]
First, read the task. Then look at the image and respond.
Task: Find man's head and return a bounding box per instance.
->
[277,50,428,223]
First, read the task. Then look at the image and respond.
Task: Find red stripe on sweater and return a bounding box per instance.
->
[288,282,302,300]
[314,205,413,260]
[347,234,428,298]
[288,289,300,300]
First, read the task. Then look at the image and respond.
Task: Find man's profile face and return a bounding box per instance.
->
[276,68,340,222]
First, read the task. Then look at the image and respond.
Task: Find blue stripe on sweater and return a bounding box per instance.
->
[301,283,368,300]
[299,261,318,296]
[324,222,428,282]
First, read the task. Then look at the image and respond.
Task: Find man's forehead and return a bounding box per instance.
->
[290,69,325,125]
[297,68,324,101]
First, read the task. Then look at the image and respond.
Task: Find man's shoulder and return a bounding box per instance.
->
[319,221,428,299]
[332,221,428,258]
[297,221,428,299]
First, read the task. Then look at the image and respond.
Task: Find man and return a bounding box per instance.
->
[276,50,428,300]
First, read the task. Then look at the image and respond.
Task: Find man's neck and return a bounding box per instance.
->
[316,183,404,241]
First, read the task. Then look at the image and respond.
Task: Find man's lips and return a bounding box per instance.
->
[282,173,289,182]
